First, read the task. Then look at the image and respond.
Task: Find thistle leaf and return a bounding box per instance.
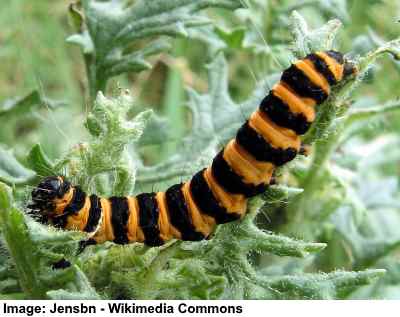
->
[263,269,385,299]
[75,0,244,98]
[0,146,35,185]
[26,144,56,178]
[290,10,342,58]
[67,91,152,194]
[0,91,65,117]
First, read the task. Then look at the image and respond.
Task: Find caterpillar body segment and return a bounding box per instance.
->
[28,51,357,246]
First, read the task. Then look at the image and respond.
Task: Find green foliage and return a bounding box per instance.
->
[26,144,56,178]
[0,147,35,185]
[0,0,399,299]
[80,198,327,299]
[0,91,65,117]
[68,0,243,100]
[70,91,152,195]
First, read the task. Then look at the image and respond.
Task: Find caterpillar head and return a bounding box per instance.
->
[28,176,72,224]
[327,50,358,80]
[343,59,358,79]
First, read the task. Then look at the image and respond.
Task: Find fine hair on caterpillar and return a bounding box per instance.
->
[28,51,358,247]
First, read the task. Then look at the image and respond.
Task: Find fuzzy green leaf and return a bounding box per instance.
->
[215,26,246,49]
[263,269,385,299]
[67,91,152,194]
[0,146,35,185]
[290,10,342,58]
[46,268,100,300]
[75,0,243,99]
[137,112,171,147]
[186,26,227,55]
[261,185,304,203]
[0,182,12,212]
[0,91,65,117]
[66,31,94,55]
[26,144,56,177]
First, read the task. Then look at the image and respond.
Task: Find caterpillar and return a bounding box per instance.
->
[29,51,357,247]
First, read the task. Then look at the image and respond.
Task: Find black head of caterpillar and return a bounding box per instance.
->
[29,176,72,225]
[27,51,358,247]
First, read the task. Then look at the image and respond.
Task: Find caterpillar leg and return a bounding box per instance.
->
[299,144,312,156]
[77,238,97,254]
[51,258,71,270]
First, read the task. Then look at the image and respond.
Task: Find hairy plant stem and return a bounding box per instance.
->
[282,121,345,238]
[135,243,181,299]
[84,54,107,106]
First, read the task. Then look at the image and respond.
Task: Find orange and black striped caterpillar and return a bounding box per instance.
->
[29,51,357,247]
